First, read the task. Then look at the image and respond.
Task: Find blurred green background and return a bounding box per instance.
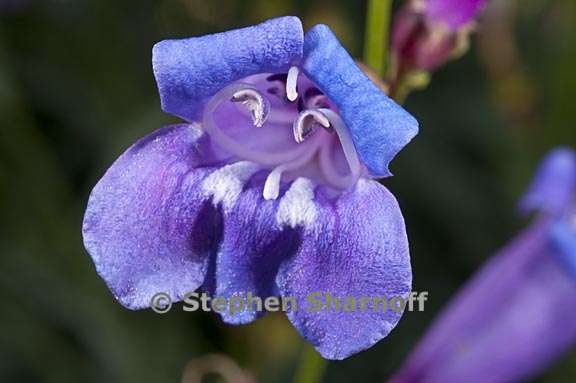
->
[0,0,575,382]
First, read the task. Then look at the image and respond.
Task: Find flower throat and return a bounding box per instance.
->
[202,66,363,200]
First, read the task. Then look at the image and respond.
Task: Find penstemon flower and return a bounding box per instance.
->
[82,16,418,360]
[391,0,487,72]
[390,148,576,382]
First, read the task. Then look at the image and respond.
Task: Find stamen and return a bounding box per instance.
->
[204,77,364,196]
[262,167,284,200]
[318,108,362,187]
[263,131,324,200]
[286,66,299,102]
[231,88,270,128]
[293,109,331,144]
[204,83,311,166]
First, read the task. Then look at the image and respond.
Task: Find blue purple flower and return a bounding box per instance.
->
[82,17,418,360]
[390,148,576,382]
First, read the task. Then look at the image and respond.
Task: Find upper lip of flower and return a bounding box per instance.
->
[152,16,419,182]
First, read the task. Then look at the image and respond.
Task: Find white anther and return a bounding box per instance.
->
[262,137,323,201]
[286,66,299,102]
[231,88,270,128]
[263,167,284,200]
[293,109,331,144]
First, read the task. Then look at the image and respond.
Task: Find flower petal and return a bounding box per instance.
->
[153,16,304,121]
[212,178,301,324]
[551,219,576,280]
[302,25,418,177]
[520,147,576,215]
[276,179,412,360]
[391,219,576,383]
[82,124,221,309]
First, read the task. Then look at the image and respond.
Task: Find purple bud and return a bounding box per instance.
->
[391,0,487,72]
[426,0,487,31]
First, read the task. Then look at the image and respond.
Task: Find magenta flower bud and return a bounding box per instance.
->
[391,0,487,72]
[426,0,487,30]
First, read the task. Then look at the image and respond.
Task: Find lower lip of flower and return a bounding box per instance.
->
[202,67,363,200]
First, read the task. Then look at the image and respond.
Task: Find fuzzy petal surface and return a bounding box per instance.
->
[302,24,418,177]
[83,124,220,309]
[212,178,301,324]
[153,16,303,121]
[276,179,412,360]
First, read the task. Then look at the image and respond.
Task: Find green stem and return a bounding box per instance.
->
[293,344,327,383]
[364,0,393,77]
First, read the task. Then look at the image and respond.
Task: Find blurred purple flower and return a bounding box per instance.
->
[82,17,419,360]
[391,0,487,71]
[390,147,576,383]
